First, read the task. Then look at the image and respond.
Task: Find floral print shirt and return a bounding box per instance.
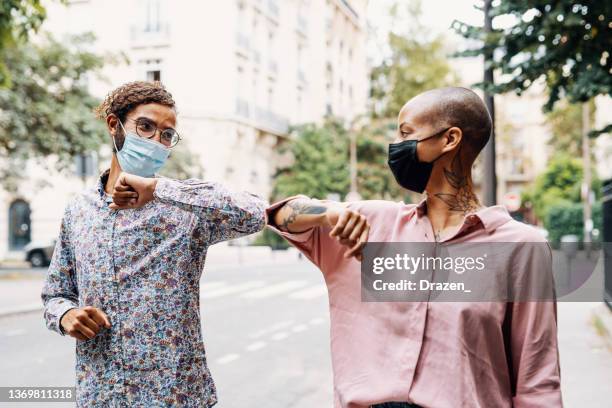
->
[41,171,267,407]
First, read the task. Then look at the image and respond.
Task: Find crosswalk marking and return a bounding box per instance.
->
[201,281,265,299]
[288,285,327,299]
[291,324,308,333]
[200,281,227,290]
[270,332,289,341]
[249,320,295,339]
[240,281,308,299]
[246,341,267,351]
[216,353,240,364]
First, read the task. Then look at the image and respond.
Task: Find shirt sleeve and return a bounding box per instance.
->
[41,207,79,336]
[508,243,563,407]
[154,177,268,245]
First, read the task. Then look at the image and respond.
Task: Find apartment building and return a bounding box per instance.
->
[0,0,370,259]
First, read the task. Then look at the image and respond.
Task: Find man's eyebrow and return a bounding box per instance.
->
[398,122,413,131]
[136,116,176,129]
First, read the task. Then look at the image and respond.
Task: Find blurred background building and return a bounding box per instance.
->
[0,0,369,260]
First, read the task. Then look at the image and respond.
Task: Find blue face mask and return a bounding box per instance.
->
[112,120,170,178]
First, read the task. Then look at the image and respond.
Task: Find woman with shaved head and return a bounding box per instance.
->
[266,87,562,408]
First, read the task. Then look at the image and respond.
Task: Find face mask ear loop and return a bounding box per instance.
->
[112,119,127,153]
[420,127,454,164]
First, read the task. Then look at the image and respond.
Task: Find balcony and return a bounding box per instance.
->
[235,99,288,135]
[255,106,288,134]
[130,23,171,47]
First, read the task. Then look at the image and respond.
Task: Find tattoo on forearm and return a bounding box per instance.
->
[278,199,327,232]
[433,148,481,214]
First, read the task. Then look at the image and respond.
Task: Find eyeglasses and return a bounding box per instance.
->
[126,117,181,148]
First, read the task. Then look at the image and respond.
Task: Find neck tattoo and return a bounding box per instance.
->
[433,147,481,215]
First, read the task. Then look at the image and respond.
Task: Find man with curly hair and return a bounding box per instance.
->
[40,81,269,407]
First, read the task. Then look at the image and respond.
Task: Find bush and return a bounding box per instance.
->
[545,201,602,247]
[251,228,290,250]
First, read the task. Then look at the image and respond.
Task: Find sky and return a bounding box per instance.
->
[366,0,484,63]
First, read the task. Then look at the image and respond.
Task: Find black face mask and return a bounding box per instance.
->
[387,127,451,193]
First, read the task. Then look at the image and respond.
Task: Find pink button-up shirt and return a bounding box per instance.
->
[266,197,562,408]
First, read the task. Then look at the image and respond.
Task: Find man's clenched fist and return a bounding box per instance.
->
[109,172,157,210]
[60,306,111,341]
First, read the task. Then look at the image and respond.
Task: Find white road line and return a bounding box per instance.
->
[216,354,240,365]
[291,324,308,333]
[288,285,327,299]
[6,329,26,337]
[270,332,289,341]
[200,281,227,290]
[249,320,295,339]
[309,317,326,325]
[240,281,308,299]
[201,281,265,299]
[245,341,267,351]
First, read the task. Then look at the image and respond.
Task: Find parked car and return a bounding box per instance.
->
[24,240,56,267]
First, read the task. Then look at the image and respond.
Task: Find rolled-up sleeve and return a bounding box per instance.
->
[509,243,562,407]
[41,207,79,336]
[154,177,268,244]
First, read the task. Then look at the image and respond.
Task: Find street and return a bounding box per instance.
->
[1,259,611,407]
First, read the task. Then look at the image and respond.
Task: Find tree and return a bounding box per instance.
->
[546,99,596,156]
[370,0,457,119]
[0,0,48,86]
[523,153,601,222]
[272,120,350,200]
[159,142,205,180]
[0,32,107,191]
[454,0,611,136]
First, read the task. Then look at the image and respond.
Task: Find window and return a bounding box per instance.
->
[147,70,161,82]
[145,0,161,32]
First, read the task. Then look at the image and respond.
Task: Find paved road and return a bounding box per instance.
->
[0,260,333,408]
[1,260,611,407]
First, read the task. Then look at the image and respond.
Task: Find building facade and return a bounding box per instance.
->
[0,0,370,260]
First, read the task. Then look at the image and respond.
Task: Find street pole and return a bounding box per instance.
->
[346,116,361,202]
[483,0,497,206]
[582,102,593,255]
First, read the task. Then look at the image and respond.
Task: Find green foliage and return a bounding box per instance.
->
[525,153,601,223]
[272,119,350,200]
[545,201,602,245]
[0,0,48,86]
[159,142,205,180]
[545,99,596,156]
[371,0,456,119]
[454,0,611,136]
[251,228,290,250]
[356,119,407,201]
[0,32,107,191]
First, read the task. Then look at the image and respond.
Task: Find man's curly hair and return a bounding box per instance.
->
[94,81,176,122]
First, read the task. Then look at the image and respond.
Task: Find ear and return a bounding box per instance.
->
[441,126,462,153]
[106,114,119,137]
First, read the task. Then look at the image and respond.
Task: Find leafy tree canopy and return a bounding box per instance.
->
[0,32,107,191]
[454,0,611,136]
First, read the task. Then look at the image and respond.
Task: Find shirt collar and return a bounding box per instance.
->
[96,169,112,203]
[414,197,512,234]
